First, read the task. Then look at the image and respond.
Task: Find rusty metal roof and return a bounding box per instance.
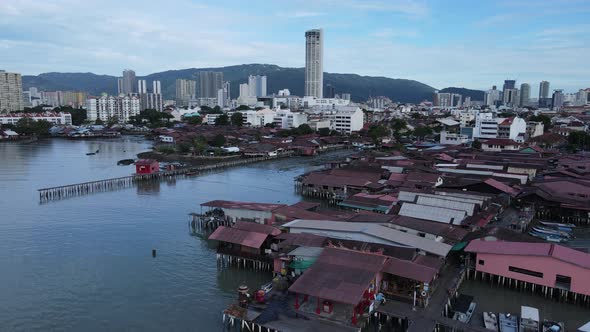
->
[208,226,268,249]
[381,256,438,283]
[201,200,286,212]
[232,221,281,236]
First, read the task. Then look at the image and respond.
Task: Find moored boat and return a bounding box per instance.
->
[542,320,564,332]
[483,312,499,331]
[532,226,573,238]
[452,295,476,324]
[539,221,575,229]
[528,230,567,243]
[499,313,518,332]
[520,306,540,332]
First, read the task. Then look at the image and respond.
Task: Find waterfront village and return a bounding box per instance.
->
[3,28,590,332]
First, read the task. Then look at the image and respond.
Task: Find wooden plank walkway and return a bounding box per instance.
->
[38,154,292,203]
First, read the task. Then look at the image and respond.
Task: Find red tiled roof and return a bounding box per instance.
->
[465,240,590,269]
[381,256,438,283]
[232,221,281,236]
[201,200,286,212]
[208,226,268,249]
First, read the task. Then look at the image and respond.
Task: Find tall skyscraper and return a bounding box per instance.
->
[325,84,335,98]
[520,83,530,106]
[137,80,147,94]
[305,29,323,98]
[199,71,223,98]
[484,86,500,106]
[539,81,550,99]
[503,88,519,107]
[119,69,136,94]
[552,89,564,110]
[175,79,196,107]
[248,75,267,97]
[0,70,23,112]
[503,79,516,91]
[152,81,161,94]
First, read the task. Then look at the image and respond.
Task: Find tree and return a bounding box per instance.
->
[295,124,313,135]
[368,124,390,143]
[567,131,590,151]
[264,122,276,128]
[95,118,104,125]
[236,105,251,111]
[214,114,230,126]
[318,127,331,136]
[15,118,52,136]
[528,114,552,130]
[472,139,482,150]
[231,112,244,126]
[412,126,433,139]
[57,106,87,126]
[107,116,119,127]
[192,136,208,154]
[211,134,226,147]
[176,142,191,154]
[390,118,408,138]
[185,116,202,125]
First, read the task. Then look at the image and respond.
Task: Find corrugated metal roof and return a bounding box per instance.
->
[381,257,438,283]
[465,240,590,269]
[288,248,388,305]
[201,200,286,212]
[416,196,476,216]
[399,203,466,225]
[233,221,281,236]
[282,220,452,256]
[287,246,325,258]
[208,226,268,249]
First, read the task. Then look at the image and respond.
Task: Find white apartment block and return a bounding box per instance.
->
[272,110,308,129]
[0,70,23,112]
[440,131,469,145]
[0,112,72,126]
[322,107,364,134]
[301,96,350,109]
[86,95,141,123]
[473,112,526,142]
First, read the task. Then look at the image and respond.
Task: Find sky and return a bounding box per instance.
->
[1,0,589,92]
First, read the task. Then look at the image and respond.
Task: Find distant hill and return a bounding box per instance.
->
[439,87,485,101]
[23,64,437,103]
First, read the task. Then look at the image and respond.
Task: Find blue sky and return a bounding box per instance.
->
[1,0,589,92]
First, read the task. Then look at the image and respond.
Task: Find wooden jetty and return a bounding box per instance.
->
[38,154,291,203]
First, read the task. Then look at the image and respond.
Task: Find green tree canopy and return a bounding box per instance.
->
[235,105,250,111]
[528,114,552,129]
[185,116,202,125]
[472,139,482,150]
[412,126,433,139]
[318,127,331,136]
[567,131,590,151]
[214,114,230,126]
[15,118,52,136]
[211,134,226,147]
[294,124,313,135]
[231,112,243,126]
[192,136,208,154]
[368,124,390,143]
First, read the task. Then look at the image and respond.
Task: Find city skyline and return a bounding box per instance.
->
[1,0,589,92]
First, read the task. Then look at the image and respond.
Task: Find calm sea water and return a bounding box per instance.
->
[0,137,319,331]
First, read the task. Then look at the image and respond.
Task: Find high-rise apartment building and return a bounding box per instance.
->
[539,81,550,99]
[305,29,323,98]
[248,75,267,97]
[0,70,23,112]
[552,89,564,111]
[503,88,519,107]
[175,79,196,107]
[118,69,136,94]
[325,84,335,98]
[503,79,516,91]
[484,86,501,106]
[86,94,141,123]
[520,83,530,106]
[199,71,223,98]
[137,80,147,94]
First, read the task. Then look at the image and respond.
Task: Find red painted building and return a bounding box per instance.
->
[135,159,159,174]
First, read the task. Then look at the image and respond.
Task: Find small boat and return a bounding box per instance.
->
[539,221,575,229]
[532,226,573,238]
[260,282,273,294]
[483,312,499,331]
[542,320,564,332]
[528,230,567,243]
[86,152,96,155]
[452,295,476,323]
[499,313,518,332]
[95,149,100,153]
[520,306,540,332]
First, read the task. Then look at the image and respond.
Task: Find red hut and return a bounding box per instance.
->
[135,159,159,174]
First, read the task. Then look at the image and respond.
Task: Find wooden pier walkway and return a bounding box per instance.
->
[38,154,291,203]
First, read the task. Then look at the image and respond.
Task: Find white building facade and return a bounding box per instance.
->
[0,112,72,125]
[0,70,23,112]
[305,29,323,98]
[86,95,141,123]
